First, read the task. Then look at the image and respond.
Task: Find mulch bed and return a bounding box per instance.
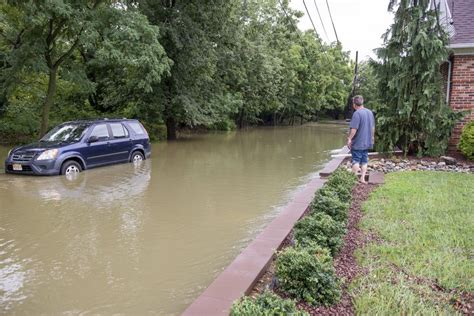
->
[250,183,379,315]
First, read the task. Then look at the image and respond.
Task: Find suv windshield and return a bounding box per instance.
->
[41,123,90,143]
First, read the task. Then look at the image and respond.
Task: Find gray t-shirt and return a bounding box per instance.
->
[350,108,375,150]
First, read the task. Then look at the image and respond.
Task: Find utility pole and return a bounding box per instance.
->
[344,50,358,120]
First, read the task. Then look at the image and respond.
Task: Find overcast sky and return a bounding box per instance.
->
[289,0,394,61]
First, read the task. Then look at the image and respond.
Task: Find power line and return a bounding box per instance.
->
[277,0,300,36]
[313,0,330,42]
[302,0,318,36]
[276,0,333,64]
[325,0,339,43]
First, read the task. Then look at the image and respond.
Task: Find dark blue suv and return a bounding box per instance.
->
[4,119,151,176]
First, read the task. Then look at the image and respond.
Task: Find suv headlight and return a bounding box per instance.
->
[37,149,59,160]
[7,149,12,157]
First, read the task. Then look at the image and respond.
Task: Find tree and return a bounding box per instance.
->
[0,0,170,136]
[373,0,461,156]
[134,0,241,139]
[1,0,355,142]
[354,61,380,111]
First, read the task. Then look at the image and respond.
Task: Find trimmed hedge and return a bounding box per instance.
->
[310,187,349,223]
[230,291,308,316]
[326,168,358,190]
[325,168,358,201]
[317,184,352,206]
[310,168,355,222]
[233,167,357,312]
[275,244,340,306]
[294,212,346,256]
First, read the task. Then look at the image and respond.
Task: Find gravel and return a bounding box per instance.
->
[343,156,474,174]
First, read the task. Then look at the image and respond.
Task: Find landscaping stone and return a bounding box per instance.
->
[440,156,457,165]
[357,157,474,174]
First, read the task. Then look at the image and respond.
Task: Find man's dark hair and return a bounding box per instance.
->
[352,95,364,106]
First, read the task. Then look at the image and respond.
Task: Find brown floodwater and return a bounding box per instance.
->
[0,124,346,314]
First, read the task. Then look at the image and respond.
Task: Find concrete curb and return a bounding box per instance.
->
[182,147,348,316]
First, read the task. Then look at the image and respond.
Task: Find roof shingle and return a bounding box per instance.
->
[450,0,474,45]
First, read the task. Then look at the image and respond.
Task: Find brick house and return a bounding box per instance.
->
[437,0,474,152]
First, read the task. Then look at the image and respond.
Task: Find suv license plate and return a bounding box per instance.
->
[12,164,22,171]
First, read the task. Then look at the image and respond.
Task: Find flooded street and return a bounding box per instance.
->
[0,124,346,314]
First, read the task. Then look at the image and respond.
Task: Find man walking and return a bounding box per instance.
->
[347,95,375,184]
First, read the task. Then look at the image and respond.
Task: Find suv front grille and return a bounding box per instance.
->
[12,152,36,162]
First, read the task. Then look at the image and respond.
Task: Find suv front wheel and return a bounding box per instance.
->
[61,160,82,176]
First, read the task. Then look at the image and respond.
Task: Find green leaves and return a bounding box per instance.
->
[230,291,308,316]
[373,0,463,156]
[294,212,346,256]
[275,243,340,306]
[458,121,474,160]
[1,0,353,140]
[0,0,171,137]
[272,168,355,307]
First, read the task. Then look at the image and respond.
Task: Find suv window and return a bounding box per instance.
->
[128,122,145,135]
[110,123,128,138]
[90,124,109,141]
[41,123,89,143]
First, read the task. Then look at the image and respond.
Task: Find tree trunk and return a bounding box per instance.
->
[40,67,58,137]
[238,108,245,129]
[166,116,177,140]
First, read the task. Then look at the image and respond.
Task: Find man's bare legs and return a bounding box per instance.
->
[352,163,368,183]
[352,163,360,175]
[360,164,368,184]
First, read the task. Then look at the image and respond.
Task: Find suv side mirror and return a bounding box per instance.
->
[88,136,99,143]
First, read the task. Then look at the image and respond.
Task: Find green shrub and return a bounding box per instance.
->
[318,184,352,205]
[230,291,308,316]
[209,118,237,131]
[141,122,167,141]
[326,168,357,193]
[459,120,474,160]
[311,187,349,223]
[294,213,346,256]
[275,244,340,306]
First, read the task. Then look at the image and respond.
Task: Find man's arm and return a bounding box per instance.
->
[347,128,357,149]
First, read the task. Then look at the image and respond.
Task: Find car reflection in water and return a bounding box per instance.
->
[0,161,152,312]
[4,159,151,204]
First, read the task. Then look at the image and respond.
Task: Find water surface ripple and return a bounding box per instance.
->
[0,124,346,314]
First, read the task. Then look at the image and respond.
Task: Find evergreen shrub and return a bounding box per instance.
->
[230,291,308,316]
[326,168,358,193]
[318,184,351,205]
[141,122,167,141]
[311,188,349,223]
[459,120,474,160]
[294,212,346,256]
[275,244,340,306]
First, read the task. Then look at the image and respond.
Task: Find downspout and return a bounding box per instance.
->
[446,58,452,105]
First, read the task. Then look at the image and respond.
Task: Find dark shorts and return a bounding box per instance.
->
[351,149,369,165]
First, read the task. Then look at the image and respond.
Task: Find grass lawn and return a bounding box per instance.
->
[351,171,474,314]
